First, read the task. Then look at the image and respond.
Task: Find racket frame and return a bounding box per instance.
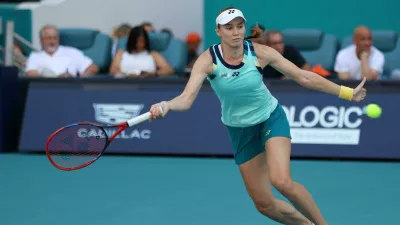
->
[45,111,153,171]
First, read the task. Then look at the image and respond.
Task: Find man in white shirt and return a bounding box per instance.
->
[25,25,99,78]
[334,26,385,80]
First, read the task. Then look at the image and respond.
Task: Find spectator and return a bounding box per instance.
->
[142,22,154,33]
[262,29,310,79]
[334,26,384,80]
[111,23,131,56]
[185,32,201,70]
[109,25,174,78]
[160,28,173,37]
[14,43,27,57]
[25,24,99,78]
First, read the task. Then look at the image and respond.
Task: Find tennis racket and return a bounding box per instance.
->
[45,106,162,171]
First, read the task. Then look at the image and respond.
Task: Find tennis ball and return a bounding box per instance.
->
[365,104,382,118]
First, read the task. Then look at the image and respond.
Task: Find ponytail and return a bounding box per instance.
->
[245,24,265,40]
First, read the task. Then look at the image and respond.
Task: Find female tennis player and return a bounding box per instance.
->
[149,7,366,225]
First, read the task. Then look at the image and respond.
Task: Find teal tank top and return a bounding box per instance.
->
[207,40,278,127]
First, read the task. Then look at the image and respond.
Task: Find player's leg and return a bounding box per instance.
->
[262,104,326,225]
[227,124,311,225]
[266,137,326,225]
[238,151,313,225]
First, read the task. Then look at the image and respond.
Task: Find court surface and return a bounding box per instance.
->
[1,153,399,225]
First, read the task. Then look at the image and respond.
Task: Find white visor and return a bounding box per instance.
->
[216,9,246,26]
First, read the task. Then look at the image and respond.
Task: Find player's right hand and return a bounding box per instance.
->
[149,101,169,121]
[352,77,367,102]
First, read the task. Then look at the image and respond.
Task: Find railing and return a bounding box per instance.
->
[0,19,37,71]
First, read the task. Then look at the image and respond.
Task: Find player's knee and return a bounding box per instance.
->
[253,198,275,215]
[270,176,295,195]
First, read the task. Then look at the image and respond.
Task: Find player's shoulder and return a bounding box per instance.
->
[189,47,214,75]
[252,41,276,60]
[204,43,219,57]
[196,48,213,65]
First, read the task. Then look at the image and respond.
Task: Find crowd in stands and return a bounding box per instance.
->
[249,24,391,81]
[22,22,202,78]
[20,21,399,81]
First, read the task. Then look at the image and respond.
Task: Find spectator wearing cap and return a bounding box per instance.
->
[185,32,201,71]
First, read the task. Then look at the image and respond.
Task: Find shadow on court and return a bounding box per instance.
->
[1,153,399,225]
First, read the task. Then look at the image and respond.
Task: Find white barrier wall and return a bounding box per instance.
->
[18,0,204,50]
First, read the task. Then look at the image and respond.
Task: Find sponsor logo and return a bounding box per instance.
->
[220,72,231,79]
[77,103,153,140]
[220,71,240,79]
[93,103,144,125]
[282,105,363,145]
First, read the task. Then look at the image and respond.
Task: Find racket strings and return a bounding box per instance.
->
[47,124,108,169]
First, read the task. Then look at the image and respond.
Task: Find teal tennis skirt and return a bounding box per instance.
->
[226,104,292,165]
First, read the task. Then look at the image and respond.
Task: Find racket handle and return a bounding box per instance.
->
[127,106,163,127]
[127,112,151,127]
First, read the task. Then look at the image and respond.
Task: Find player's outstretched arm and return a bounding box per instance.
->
[255,44,367,102]
[149,50,213,120]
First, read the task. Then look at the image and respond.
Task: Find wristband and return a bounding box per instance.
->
[339,86,354,101]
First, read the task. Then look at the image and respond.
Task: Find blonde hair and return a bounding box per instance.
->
[246,24,264,40]
[112,23,131,38]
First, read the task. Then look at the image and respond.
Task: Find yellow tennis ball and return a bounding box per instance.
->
[365,104,382,118]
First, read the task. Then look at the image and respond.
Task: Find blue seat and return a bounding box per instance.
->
[159,38,187,75]
[282,29,340,71]
[58,28,112,72]
[116,32,172,52]
[341,30,400,79]
[117,32,187,75]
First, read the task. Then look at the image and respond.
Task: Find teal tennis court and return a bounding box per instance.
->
[1,153,399,225]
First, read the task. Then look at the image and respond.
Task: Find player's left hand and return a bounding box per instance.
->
[352,77,367,102]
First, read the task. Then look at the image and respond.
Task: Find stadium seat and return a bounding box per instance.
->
[341,30,400,79]
[159,38,188,75]
[281,29,340,72]
[116,32,171,52]
[58,28,112,73]
[117,32,187,76]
